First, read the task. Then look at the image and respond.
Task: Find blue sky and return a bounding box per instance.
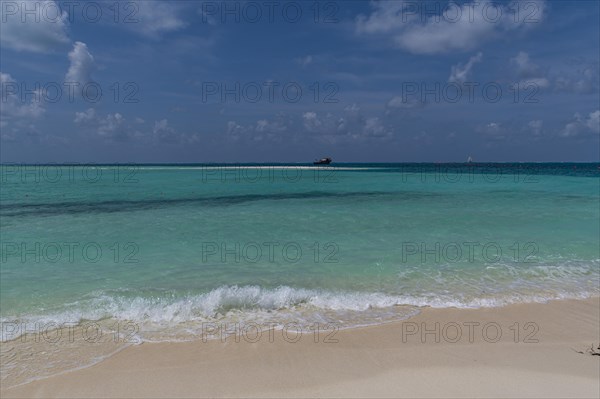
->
[1,0,599,162]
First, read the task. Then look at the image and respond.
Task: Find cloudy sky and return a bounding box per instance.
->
[1,0,598,162]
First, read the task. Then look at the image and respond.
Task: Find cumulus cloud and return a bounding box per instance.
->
[356,0,546,55]
[510,52,598,93]
[528,120,543,136]
[226,121,245,138]
[227,115,290,143]
[0,0,70,53]
[74,108,96,124]
[0,72,46,132]
[225,107,393,145]
[151,119,201,144]
[356,1,410,34]
[449,52,483,84]
[586,111,600,133]
[561,111,600,138]
[363,117,388,138]
[65,42,96,85]
[512,51,541,77]
[510,51,549,88]
[301,109,393,142]
[255,119,288,134]
[153,119,181,143]
[477,121,506,140]
[0,72,54,144]
[554,62,599,94]
[296,55,313,67]
[98,113,125,136]
[133,2,187,37]
[74,108,136,141]
[386,96,426,110]
[302,111,322,132]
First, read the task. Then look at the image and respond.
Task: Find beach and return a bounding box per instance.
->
[1,164,599,397]
[2,0,599,396]
[2,297,599,398]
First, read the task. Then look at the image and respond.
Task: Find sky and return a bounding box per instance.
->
[0,0,599,163]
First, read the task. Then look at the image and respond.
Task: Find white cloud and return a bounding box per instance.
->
[486,122,501,132]
[0,72,45,131]
[356,1,546,55]
[153,119,187,143]
[586,111,600,133]
[528,120,543,136]
[226,121,245,140]
[226,116,291,143]
[0,0,70,53]
[449,52,483,84]
[74,108,135,141]
[133,2,187,37]
[519,77,550,89]
[153,119,174,134]
[356,1,412,34]
[302,111,322,132]
[554,63,599,94]
[65,42,95,85]
[510,51,599,93]
[74,108,96,124]
[363,117,390,138]
[477,122,506,140]
[98,113,125,136]
[510,51,550,89]
[296,55,313,67]
[226,108,394,145]
[386,96,425,110]
[344,104,361,113]
[511,51,541,77]
[301,110,392,142]
[561,117,581,138]
[560,111,600,138]
[0,72,11,83]
[255,119,287,134]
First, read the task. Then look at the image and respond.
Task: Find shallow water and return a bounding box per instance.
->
[1,163,599,342]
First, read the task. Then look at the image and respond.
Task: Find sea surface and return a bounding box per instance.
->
[1,163,599,385]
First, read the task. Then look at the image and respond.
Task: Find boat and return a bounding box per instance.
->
[313,157,332,165]
[467,156,473,163]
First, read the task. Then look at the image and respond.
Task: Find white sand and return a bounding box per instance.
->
[3,298,599,398]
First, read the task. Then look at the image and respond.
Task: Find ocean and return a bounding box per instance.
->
[1,163,599,384]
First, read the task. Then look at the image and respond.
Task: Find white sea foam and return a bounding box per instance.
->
[2,282,598,342]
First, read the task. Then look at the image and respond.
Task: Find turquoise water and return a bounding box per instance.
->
[1,163,599,340]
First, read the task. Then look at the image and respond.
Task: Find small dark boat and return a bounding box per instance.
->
[313,157,332,165]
